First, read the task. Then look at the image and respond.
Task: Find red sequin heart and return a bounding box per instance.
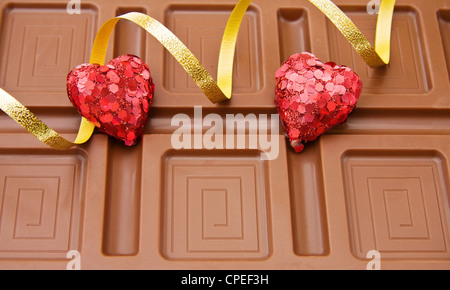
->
[275,52,362,153]
[67,54,155,146]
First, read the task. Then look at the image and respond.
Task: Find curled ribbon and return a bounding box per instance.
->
[0,0,395,150]
[309,0,395,67]
[0,88,95,150]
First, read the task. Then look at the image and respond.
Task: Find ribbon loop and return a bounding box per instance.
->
[91,13,230,103]
[309,0,395,68]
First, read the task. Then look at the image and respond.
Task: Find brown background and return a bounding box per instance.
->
[0,0,449,269]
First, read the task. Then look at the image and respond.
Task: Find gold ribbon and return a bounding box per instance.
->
[309,0,395,68]
[0,0,395,149]
[0,88,95,150]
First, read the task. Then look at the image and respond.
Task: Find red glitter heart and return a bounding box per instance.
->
[67,54,155,146]
[275,52,362,153]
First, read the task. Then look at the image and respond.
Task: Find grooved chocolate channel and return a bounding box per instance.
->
[101,8,147,256]
[102,140,142,256]
[277,8,311,63]
[114,7,147,59]
[438,10,450,81]
[287,142,329,256]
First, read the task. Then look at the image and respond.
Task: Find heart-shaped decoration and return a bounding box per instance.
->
[275,52,363,153]
[67,54,155,146]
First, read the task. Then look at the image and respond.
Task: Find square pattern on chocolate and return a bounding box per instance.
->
[0,5,97,106]
[161,151,270,260]
[164,6,262,94]
[343,153,450,260]
[0,152,86,259]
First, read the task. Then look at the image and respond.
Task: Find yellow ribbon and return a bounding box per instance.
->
[0,0,395,150]
[90,6,249,104]
[0,88,95,150]
[309,0,395,68]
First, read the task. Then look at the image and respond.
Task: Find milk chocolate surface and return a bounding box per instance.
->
[0,0,450,270]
